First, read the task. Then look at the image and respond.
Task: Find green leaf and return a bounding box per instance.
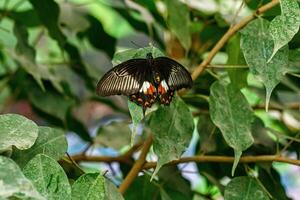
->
[10,10,41,27]
[197,115,218,153]
[124,175,160,200]
[28,89,74,121]
[82,15,116,58]
[158,166,193,199]
[128,100,144,145]
[13,21,35,63]
[209,81,254,175]
[112,46,164,66]
[224,176,269,200]
[0,114,38,152]
[96,121,132,150]
[268,0,300,61]
[72,173,124,200]
[258,167,291,200]
[12,126,68,168]
[13,21,44,90]
[149,96,194,178]
[240,18,289,111]
[0,156,44,200]
[29,0,66,47]
[226,34,248,89]
[165,0,191,51]
[59,2,90,33]
[23,154,71,200]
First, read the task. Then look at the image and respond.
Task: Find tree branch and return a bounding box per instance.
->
[143,155,300,169]
[119,135,153,194]
[191,0,279,80]
[71,153,300,171]
[71,142,143,165]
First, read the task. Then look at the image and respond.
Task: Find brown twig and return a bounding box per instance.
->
[71,142,143,165]
[143,155,300,169]
[71,154,300,171]
[119,135,153,194]
[191,0,279,80]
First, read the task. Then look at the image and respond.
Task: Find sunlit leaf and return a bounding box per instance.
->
[209,81,254,175]
[149,96,194,178]
[240,18,289,111]
[12,126,68,168]
[23,154,71,200]
[226,34,247,89]
[72,173,124,200]
[0,156,44,200]
[0,114,38,152]
[268,0,300,61]
[224,176,269,200]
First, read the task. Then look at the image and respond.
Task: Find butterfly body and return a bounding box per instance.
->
[96,53,192,108]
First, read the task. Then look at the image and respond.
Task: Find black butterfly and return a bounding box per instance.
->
[96,53,193,109]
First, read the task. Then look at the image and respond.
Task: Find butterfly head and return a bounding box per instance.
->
[146,53,153,60]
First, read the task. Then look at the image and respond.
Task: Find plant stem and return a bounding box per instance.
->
[118,135,153,194]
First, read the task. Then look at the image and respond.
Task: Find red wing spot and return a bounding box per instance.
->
[158,84,166,94]
[147,84,156,95]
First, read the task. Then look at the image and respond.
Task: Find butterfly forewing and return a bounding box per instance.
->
[96,53,193,108]
[154,57,193,90]
[96,59,148,96]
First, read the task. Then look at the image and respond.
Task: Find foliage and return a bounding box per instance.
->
[1,0,300,199]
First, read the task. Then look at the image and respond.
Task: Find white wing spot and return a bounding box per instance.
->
[139,81,151,93]
[161,80,169,91]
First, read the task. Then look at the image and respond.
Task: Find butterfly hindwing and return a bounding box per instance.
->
[96,53,193,108]
[153,57,193,90]
[96,59,149,96]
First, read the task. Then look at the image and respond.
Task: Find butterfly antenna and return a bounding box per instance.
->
[131,41,143,48]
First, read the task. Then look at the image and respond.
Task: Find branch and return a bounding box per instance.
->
[119,135,153,194]
[143,155,300,169]
[191,0,280,80]
[71,142,143,165]
[71,153,300,171]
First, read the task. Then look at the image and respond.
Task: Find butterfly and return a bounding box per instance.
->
[96,52,193,109]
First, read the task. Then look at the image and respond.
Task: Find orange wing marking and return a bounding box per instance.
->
[140,81,156,95]
[158,80,169,94]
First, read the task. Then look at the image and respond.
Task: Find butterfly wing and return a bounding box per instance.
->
[153,57,193,90]
[96,59,149,96]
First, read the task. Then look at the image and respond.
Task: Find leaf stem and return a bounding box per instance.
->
[191,0,280,80]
